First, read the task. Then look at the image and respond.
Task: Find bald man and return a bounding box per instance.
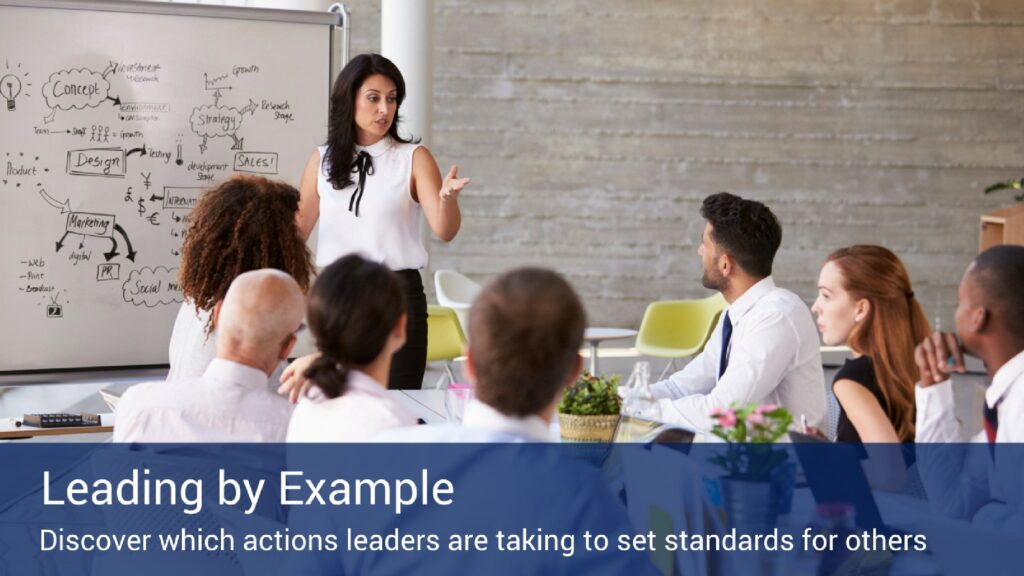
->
[115,269,305,442]
[913,245,1024,529]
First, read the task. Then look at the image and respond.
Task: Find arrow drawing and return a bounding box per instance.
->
[55,231,71,252]
[126,144,147,158]
[239,98,257,116]
[117,223,137,261]
[103,223,137,262]
[106,95,121,107]
[102,61,116,79]
[229,134,244,151]
[149,193,164,202]
[39,188,72,214]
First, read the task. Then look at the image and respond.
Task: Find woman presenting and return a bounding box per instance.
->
[295,53,470,390]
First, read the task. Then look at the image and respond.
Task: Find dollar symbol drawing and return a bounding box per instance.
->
[137,198,146,216]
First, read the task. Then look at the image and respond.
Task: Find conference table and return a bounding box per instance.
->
[582,327,638,375]
[391,389,448,424]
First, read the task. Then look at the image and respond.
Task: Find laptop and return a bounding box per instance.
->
[789,431,886,531]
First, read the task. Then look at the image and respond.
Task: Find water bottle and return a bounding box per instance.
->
[622,361,660,420]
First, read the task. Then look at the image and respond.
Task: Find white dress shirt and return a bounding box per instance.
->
[914,350,1024,531]
[916,349,1024,443]
[114,358,293,443]
[315,138,427,270]
[287,370,418,442]
[650,277,825,431]
[166,301,215,382]
[378,399,555,442]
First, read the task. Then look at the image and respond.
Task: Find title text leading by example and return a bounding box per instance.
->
[42,468,454,516]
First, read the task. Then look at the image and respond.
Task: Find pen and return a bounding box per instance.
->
[8,417,21,428]
[800,414,808,434]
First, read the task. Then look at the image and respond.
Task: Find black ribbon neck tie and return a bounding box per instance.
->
[349,150,375,217]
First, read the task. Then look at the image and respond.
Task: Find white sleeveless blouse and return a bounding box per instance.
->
[315,136,427,270]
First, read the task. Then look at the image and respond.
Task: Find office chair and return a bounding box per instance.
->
[426,305,467,390]
[434,270,482,335]
[636,294,728,380]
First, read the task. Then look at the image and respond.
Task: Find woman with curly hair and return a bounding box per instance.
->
[168,175,314,382]
[294,53,470,390]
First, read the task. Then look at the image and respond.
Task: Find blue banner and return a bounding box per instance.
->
[0,442,1021,575]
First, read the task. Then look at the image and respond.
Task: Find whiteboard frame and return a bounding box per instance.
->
[0,0,348,384]
[0,0,343,26]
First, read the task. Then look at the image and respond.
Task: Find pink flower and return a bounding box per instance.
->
[746,412,766,427]
[756,404,779,414]
[717,409,737,428]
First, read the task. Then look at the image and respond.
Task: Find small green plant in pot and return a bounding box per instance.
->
[558,371,621,442]
[708,403,794,529]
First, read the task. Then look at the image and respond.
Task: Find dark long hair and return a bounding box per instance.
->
[324,53,415,190]
[827,245,931,442]
[302,254,406,399]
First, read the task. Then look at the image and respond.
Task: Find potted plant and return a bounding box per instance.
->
[558,371,621,442]
[708,403,793,529]
[985,177,1024,202]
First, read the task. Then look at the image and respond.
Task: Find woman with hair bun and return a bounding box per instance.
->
[286,254,417,442]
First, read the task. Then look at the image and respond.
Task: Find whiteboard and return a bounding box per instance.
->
[0,0,340,375]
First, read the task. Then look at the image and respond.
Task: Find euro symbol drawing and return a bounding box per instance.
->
[147,213,160,226]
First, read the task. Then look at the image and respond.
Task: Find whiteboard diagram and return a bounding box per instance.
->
[0,1,337,373]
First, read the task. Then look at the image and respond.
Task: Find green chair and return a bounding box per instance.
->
[636,294,728,380]
[427,305,467,390]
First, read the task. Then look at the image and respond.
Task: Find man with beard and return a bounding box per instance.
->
[649,192,825,431]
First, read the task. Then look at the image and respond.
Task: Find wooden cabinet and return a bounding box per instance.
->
[980,204,1024,252]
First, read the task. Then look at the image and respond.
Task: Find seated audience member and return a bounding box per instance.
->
[812,246,929,491]
[169,175,313,382]
[290,268,659,575]
[114,269,304,442]
[914,245,1024,527]
[390,267,587,442]
[813,245,930,442]
[286,255,417,442]
[650,192,825,431]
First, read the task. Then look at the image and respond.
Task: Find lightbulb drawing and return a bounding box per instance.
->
[1,74,21,111]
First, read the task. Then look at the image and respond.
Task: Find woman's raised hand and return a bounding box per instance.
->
[440,165,471,201]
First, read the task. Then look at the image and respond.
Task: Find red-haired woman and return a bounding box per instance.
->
[812,245,931,444]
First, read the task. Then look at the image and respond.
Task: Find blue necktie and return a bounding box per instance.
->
[718,310,732,379]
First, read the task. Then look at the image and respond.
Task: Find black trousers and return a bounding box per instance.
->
[389,269,427,390]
